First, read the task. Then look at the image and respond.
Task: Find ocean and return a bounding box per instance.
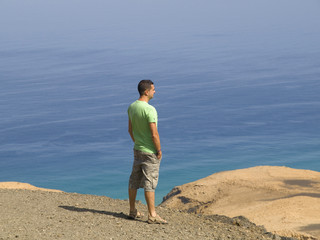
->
[1,0,319,205]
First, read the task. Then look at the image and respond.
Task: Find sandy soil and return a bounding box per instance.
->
[0,188,287,240]
[161,166,320,240]
[0,182,62,192]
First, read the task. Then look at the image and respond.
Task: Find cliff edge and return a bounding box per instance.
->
[161,166,320,239]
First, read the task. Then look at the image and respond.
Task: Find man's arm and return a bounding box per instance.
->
[149,122,162,159]
[128,119,135,142]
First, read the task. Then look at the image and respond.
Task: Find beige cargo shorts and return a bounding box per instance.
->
[129,149,162,192]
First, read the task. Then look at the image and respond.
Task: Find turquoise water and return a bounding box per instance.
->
[1,0,319,205]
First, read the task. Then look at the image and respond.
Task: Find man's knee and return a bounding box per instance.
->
[144,190,155,200]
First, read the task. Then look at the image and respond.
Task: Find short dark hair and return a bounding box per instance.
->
[138,80,154,96]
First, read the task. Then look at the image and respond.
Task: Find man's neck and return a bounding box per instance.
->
[138,96,149,103]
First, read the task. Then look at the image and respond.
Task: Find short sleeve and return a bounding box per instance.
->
[147,106,157,123]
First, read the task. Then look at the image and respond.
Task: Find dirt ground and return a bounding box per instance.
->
[0,188,293,240]
[161,166,320,240]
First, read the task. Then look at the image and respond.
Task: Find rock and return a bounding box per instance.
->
[160,166,320,239]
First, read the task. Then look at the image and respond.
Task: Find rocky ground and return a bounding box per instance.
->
[160,166,320,240]
[0,189,296,240]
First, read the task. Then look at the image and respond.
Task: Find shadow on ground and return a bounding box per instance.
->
[298,224,320,239]
[59,205,130,220]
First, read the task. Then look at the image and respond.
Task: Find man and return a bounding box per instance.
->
[127,80,167,224]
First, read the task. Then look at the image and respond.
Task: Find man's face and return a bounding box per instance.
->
[146,84,155,99]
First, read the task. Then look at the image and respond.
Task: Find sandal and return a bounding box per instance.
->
[128,209,144,219]
[147,214,168,224]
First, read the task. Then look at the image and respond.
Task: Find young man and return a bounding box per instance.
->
[127,80,167,224]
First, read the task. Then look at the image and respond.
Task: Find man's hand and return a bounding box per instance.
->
[156,150,162,160]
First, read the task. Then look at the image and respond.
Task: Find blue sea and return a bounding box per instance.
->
[1,0,319,205]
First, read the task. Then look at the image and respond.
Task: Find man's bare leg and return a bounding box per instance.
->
[145,191,167,223]
[129,188,137,212]
[144,191,156,217]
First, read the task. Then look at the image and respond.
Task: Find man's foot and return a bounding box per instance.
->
[128,209,144,219]
[147,214,168,224]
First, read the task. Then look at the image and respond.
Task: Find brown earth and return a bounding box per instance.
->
[0,182,62,192]
[161,166,320,240]
[0,183,295,240]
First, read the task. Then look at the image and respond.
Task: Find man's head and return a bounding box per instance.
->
[138,80,155,99]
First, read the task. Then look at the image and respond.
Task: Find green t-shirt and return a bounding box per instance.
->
[128,100,158,153]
